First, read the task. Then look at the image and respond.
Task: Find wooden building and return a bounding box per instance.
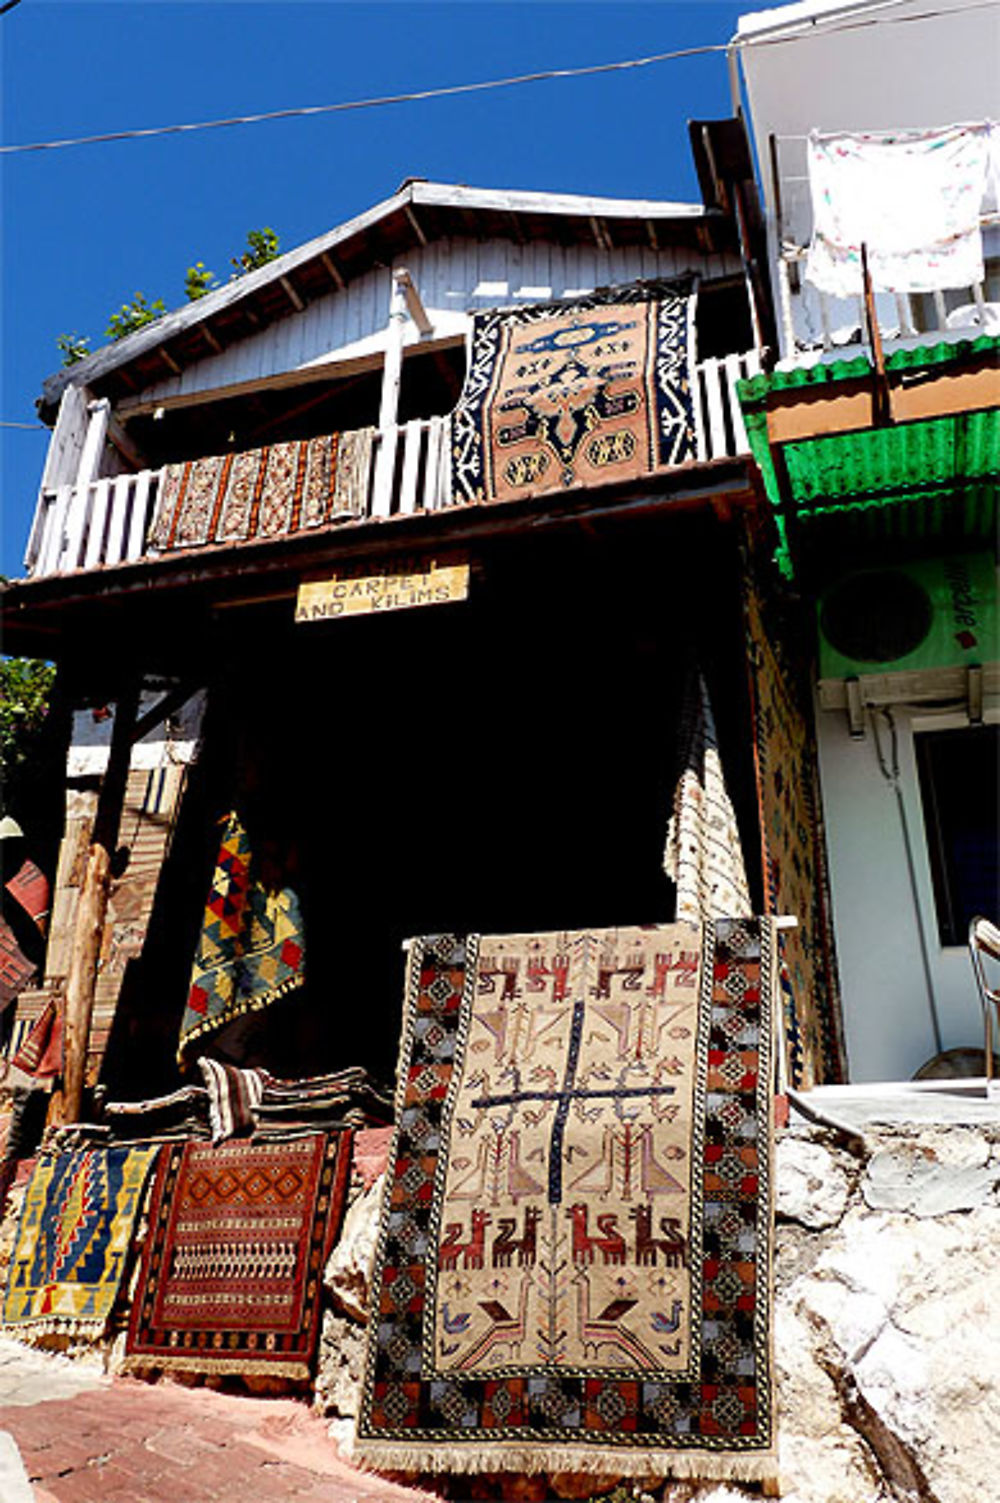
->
[3,124,847,1116]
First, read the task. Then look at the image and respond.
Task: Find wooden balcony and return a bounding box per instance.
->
[23,352,760,580]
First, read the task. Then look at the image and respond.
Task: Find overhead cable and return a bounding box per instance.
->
[0,3,991,157]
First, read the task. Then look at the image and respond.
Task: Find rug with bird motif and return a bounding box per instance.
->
[356,919,778,1486]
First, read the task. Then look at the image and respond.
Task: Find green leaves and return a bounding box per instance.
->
[55,228,281,365]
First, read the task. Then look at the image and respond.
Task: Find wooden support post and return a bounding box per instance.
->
[861,243,892,426]
[372,269,409,518]
[61,679,140,1124]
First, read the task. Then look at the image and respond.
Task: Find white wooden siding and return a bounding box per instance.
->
[134,238,744,407]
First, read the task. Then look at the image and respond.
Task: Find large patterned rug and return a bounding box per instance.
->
[124,1132,351,1379]
[2,1145,159,1339]
[177,811,306,1065]
[357,920,777,1485]
[148,427,374,551]
[451,280,697,505]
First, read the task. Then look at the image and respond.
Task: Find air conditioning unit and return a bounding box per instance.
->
[817,552,999,710]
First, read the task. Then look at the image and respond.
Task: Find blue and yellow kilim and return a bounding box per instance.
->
[3,1145,159,1339]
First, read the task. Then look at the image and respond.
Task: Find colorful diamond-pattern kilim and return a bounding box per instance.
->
[451,280,697,505]
[147,428,374,552]
[356,920,777,1486]
[2,1145,159,1338]
[177,811,306,1063]
[124,1132,351,1379]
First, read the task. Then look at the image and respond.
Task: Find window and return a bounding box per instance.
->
[916,724,999,946]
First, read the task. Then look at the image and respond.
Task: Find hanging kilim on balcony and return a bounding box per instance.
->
[356,920,778,1486]
[177,811,306,1065]
[451,279,697,505]
[147,427,374,551]
[743,571,846,1088]
[124,1132,351,1379]
[2,1145,159,1339]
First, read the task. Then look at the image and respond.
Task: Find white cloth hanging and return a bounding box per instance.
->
[805,124,991,297]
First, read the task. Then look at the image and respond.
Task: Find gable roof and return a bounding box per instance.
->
[39,178,731,422]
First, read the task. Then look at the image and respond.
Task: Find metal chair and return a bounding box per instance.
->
[969,916,1000,1095]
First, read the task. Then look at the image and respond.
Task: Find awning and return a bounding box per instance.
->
[737,334,1000,575]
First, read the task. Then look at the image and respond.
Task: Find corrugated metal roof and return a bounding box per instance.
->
[738,336,1000,573]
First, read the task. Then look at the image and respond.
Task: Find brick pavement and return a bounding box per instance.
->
[0,1339,439,1503]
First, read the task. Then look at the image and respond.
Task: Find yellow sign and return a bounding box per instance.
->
[296,554,469,623]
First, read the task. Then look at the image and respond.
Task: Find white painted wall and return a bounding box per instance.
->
[816,697,998,1082]
[134,236,743,406]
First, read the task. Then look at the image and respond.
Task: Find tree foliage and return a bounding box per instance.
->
[57,228,281,365]
[0,657,56,813]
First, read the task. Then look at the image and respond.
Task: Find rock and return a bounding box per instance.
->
[315,1308,367,1420]
[325,1174,383,1322]
[776,1136,853,1228]
[863,1140,998,1216]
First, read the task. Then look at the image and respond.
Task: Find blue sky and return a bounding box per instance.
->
[1,0,750,581]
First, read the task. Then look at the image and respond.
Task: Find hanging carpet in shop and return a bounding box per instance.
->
[451,279,697,505]
[147,427,374,552]
[5,859,51,934]
[0,917,35,1012]
[664,670,753,925]
[357,919,777,1485]
[2,1145,159,1339]
[743,571,846,1089]
[125,1131,351,1379]
[177,811,306,1065]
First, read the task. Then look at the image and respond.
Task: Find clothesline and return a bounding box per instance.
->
[772,119,997,144]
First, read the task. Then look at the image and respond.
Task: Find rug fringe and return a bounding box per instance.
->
[1,1317,110,1342]
[353,1439,778,1486]
[121,1354,311,1380]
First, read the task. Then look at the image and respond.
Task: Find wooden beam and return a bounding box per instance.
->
[62,679,140,1123]
[105,413,148,473]
[280,275,306,313]
[589,216,613,252]
[764,357,1000,447]
[201,325,224,355]
[404,204,428,247]
[861,244,891,426]
[158,348,183,377]
[321,251,346,290]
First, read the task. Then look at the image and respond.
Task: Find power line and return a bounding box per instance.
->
[0,2,992,157]
[0,45,728,156]
[0,420,45,430]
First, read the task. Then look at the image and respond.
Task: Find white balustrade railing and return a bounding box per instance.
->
[25,355,760,579]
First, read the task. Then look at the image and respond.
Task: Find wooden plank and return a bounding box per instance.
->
[296,553,470,623]
[36,484,71,576]
[724,353,751,453]
[398,421,423,514]
[61,483,93,572]
[126,470,154,559]
[83,479,111,568]
[40,384,89,491]
[62,681,140,1124]
[703,357,728,459]
[764,358,1000,446]
[104,476,131,566]
[425,417,445,511]
[76,398,110,486]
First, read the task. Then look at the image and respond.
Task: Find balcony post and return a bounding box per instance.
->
[372,269,410,518]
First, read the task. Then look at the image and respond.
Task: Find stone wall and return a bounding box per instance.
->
[322,1115,1000,1502]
